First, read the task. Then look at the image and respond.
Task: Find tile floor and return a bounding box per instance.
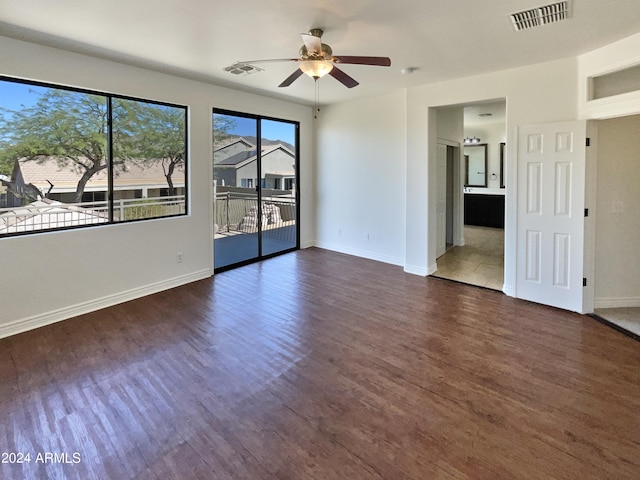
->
[433,225,504,291]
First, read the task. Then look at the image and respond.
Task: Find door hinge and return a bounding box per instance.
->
[586,137,591,147]
[583,278,587,287]
[584,208,589,217]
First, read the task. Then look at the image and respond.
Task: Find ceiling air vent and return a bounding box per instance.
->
[510,1,571,31]
[223,62,263,76]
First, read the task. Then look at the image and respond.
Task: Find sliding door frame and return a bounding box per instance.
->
[213,108,300,273]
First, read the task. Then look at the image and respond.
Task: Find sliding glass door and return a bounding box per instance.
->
[213,112,259,268]
[260,119,297,256]
[213,110,298,271]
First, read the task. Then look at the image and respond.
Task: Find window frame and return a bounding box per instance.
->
[0,75,189,238]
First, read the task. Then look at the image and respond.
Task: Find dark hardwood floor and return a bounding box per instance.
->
[1,247,639,479]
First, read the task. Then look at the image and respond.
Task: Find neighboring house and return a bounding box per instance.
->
[214,142,296,190]
[1,159,45,207]
[5,157,186,205]
[213,137,255,164]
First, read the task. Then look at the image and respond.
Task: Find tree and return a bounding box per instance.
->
[0,88,116,203]
[213,114,236,149]
[0,88,190,202]
[112,99,186,196]
[0,143,14,177]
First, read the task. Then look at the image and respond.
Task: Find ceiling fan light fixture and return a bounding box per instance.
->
[299,60,334,79]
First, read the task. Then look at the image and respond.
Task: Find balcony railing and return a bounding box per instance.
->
[0,191,295,242]
[214,190,296,244]
[0,195,185,234]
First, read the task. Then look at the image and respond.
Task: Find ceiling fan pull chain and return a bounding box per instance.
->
[314,79,320,119]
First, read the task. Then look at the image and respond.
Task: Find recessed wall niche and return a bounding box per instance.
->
[590,63,640,100]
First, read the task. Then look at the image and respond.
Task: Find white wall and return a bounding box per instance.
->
[579,32,640,120]
[578,33,640,311]
[315,90,407,266]
[315,58,578,294]
[314,58,578,293]
[436,107,463,142]
[594,114,640,307]
[0,36,313,337]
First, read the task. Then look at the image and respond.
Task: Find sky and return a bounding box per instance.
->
[0,79,48,112]
[1,78,296,146]
[218,114,296,146]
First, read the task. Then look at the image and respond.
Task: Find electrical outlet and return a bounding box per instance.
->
[176,252,183,263]
[337,227,342,237]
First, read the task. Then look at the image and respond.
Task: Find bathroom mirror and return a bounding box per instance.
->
[500,142,505,188]
[464,143,487,187]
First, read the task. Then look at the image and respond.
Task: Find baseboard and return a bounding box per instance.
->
[300,240,315,249]
[502,284,516,297]
[311,241,432,276]
[404,264,429,276]
[594,296,640,309]
[313,241,404,267]
[0,269,212,339]
[589,314,640,342]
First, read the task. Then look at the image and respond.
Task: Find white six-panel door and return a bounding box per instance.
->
[516,121,586,313]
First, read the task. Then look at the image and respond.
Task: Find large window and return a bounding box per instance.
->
[0,76,188,236]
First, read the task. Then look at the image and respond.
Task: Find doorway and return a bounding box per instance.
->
[590,114,640,337]
[433,100,506,291]
[213,109,299,272]
[436,143,458,258]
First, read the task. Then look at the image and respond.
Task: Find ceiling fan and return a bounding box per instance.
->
[240,28,391,89]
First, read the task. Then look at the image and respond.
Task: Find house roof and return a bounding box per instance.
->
[216,149,259,166]
[16,157,185,193]
[213,137,254,153]
[215,144,295,168]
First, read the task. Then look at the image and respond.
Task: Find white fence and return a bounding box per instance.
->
[0,195,185,234]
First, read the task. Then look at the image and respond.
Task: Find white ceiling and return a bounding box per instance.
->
[1,0,640,106]
[464,101,507,126]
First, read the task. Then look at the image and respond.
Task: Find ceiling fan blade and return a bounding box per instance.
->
[329,66,359,88]
[301,33,322,56]
[278,68,304,87]
[332,56,391,67]
[238,58,299,64]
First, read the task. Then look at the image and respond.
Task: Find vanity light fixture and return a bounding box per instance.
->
[464,136,481,144]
